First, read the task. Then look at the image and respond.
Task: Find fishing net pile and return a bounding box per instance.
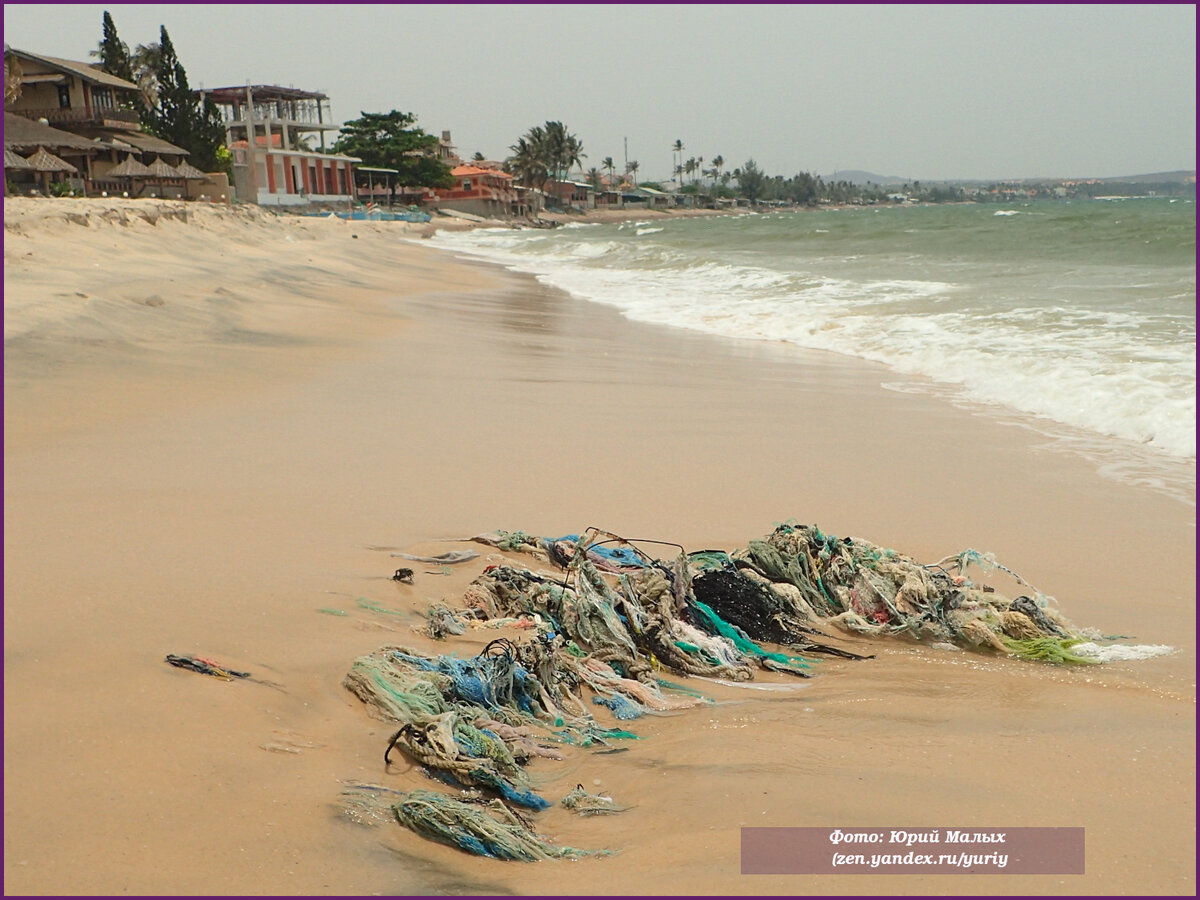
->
[472,524,1098,664]
[344,523,1104,860]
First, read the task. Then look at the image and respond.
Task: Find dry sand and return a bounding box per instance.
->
[3,197,1194,896]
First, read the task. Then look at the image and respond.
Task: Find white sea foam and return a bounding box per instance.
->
[635,226,664,236]
[430,207,1196,464]
[994,209,1022,216]
[1071,642,1176,662]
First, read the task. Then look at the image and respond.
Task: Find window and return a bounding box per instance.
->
[462,179,472,191]
[57,84,71,108]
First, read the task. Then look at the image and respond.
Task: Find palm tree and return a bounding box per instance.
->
[131,41,162,111]
[626,159,639,187]
[684,157,696,185]
[712,154,724,186]
[586,167,602,190]
[672,139,683,184]
[507,132,548,190]
[565,133,585,180]
[3,50,22,106]
[601,156,615,191]
[697,155,704,187]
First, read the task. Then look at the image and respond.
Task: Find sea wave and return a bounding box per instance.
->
[430,209,1195,462]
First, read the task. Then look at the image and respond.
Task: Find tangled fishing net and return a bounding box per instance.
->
[345,523,1111,860]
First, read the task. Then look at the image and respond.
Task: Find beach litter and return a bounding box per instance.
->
[346,523,1131,860]
[164,654,250,680]
[561,784,629,816]
[391,550,479,565]
[391,790,607,861]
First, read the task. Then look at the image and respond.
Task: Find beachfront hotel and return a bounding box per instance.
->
[3,47,207,198]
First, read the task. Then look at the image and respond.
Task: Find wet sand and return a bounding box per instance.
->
[3,198,1194,895]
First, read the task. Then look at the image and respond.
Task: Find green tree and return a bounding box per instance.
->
[331,110,454,190]
[586,167,602,190]
[94,11,140,112]
[131,41,161,112]
[626,159,639,187]
[141,27,226,173]
[507,129,550,190]
[506,121,584,206]
[737,158,766,203]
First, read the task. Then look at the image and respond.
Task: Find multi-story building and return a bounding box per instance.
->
[4,47,192,195]
[200,84,358,206]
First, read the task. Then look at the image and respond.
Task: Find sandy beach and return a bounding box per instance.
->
[3,197,1194,896]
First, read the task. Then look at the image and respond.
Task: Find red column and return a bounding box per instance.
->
[300,159,311,194]
[283,158,294,194]
[265,153,276,193]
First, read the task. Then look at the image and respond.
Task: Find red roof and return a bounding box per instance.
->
[450,165,512,179]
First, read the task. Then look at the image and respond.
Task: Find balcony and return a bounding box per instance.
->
[14,106,141,128]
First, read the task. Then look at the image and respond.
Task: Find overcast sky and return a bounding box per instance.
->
[4,4,1195,181]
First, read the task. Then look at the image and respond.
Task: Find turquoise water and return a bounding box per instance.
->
[431,198,1195,486]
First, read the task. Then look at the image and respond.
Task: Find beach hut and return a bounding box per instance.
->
[24,145,78,194]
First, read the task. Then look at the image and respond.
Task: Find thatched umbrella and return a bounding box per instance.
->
[103,153,154,197]
[24,145,77,194]
[141,155,183,198]
[4,147,33,170]
[107,153,153,178]
[171,160,208,180]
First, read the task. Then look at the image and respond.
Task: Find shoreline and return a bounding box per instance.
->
[4,197,1194,895]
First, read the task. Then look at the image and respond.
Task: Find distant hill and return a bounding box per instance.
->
[1097,170,1195,184]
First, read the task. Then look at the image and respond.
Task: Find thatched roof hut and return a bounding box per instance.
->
[107,153,153,178]
[24,146,78,173]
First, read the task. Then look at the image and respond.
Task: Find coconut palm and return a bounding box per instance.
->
[626,159,639,187]
[601,156,615,191]
[507,132,548,190]
[672,138,683,184]
[131,41,162,111]
[3,49,22,105]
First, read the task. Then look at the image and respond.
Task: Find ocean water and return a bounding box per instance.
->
[430,199,1195,494]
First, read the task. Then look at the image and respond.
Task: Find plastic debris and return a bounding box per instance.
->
[346,522,1119,862]
[391,550,479,565]
[164,654,249,680]
[392,790,606,861]
[561,784,629,816]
